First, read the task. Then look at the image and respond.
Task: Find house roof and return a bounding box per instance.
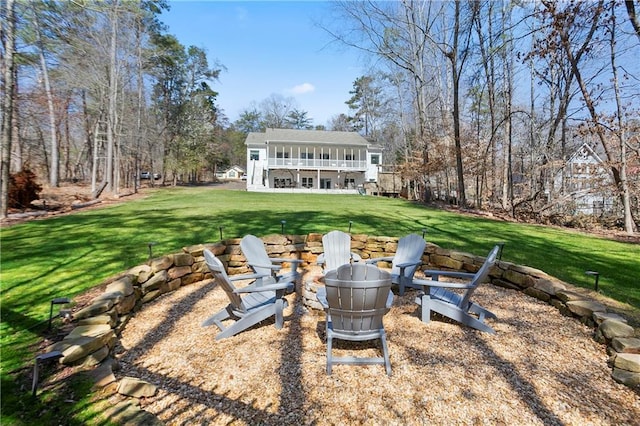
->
[245,128,373,147]
[567,143,604,164]
[225,165,245,173]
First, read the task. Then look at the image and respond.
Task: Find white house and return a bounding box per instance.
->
[216,165,245,180]
[551,143,614,215]
[245,128,382,193]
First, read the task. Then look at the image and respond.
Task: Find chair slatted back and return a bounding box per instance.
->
[458,245,500,309]
[203,249,244,310]
[240,235,272,278]
[324,264,391,333]
[322,230,353,272]
[392,234,426,278]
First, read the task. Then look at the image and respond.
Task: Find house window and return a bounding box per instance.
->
[344,178,355,189]
[274,178,293,188]
[593,200,604,216]
[302,177,314,188]
[322,153,330,160]
[345,154,353,161]
[228,171,236,178]
[276,151,290,159]
[371,154,380,165]
[250,150,259,160]
[320,178,332,189]
[301,152,314,159]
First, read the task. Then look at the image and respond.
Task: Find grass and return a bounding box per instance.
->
[1,186,639,423]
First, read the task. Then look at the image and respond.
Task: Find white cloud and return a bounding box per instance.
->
[287,83,316,95]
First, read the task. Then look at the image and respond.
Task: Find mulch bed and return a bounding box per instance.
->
[115,275,640,425]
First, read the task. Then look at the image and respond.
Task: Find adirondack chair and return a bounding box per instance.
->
[316,263,393,375]
[366,233,426,295]
[316,230,361,273]
[413,245,500,334]
[240,234,302,286]
[201,249,294,340]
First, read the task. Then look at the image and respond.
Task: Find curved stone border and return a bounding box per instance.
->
[45,234,640,423]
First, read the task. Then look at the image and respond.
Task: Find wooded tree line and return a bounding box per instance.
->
[1,0,230,213]
[325,0,640,233]
[1,1,639,233]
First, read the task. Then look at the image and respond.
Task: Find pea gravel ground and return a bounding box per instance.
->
[116,269,640,426]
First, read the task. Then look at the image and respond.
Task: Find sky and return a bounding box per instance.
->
[160,1,366,127]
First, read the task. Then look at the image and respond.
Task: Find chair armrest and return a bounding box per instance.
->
[235,281,294,293]
[422,270,475,280]
[248,263,282,271]
[412,278,475,290]
[396,260,421,268]
[229,273,270,282]
[270,258,304,264]
[366,256,393,264]
[351,252,362,262]
[316,254,325,265]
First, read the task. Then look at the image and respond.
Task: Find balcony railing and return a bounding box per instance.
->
[267,158,367,170]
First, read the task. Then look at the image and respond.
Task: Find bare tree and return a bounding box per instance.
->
[1,0,16,218]
[260,93,296,129]
[539,0,638,233]
[29,2,60,187]
[609,0,637,233]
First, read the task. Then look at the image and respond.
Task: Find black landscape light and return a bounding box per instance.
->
[348,221,353,233]
[496,242,506,260]
[48,297,71,329]
[219,226,224,241]
[422,228,427,239]
[147,241,158,262]
[32,351,63,396]
[585,270,600,292]
[281,220,286,235]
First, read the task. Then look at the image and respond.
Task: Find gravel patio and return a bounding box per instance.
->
[115,267,640,425]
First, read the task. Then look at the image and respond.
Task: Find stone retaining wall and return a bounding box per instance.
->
[46,234,639,422]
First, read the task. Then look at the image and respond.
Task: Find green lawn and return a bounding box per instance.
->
[1,186,639,424]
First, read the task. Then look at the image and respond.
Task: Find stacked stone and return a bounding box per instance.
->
[222,234,308,275]
[595,315,640,387]
[45,242,230,367]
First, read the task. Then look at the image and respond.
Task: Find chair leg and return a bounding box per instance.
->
[326,332,333,375]
[202,306,232,330]
[420,293,432,323]
[274,299,285,329]
[469,302,497,320]
[380,329,391,376]
[214,306,278,340]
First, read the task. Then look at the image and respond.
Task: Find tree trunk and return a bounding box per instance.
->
[1,0,16,218]
[610,2,637,233]
[449,1,467,207]
[32,3,59,187]
[106,0,119,193]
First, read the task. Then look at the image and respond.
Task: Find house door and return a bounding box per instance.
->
[320,178,332,189]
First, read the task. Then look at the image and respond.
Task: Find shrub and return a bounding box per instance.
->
[8,169,42,209]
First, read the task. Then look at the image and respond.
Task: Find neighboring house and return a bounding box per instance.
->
[551,143,614,215]
[216,165,245,180]
[245,128,382,193]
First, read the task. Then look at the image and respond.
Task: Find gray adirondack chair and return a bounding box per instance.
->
[201,249,294,340]
[316,230,361,273]
[316,263,393,375]
[240,234,302,286]
[366,233,426,295]
[413,245,500,334]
